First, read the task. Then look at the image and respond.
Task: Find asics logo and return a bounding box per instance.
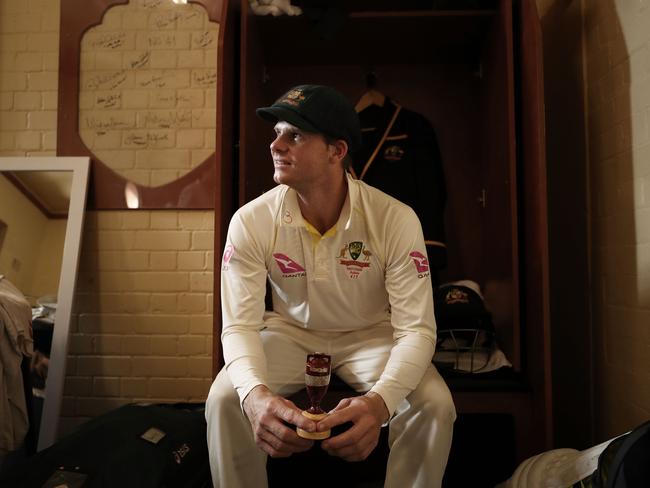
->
[273,253,306,274]
[409,251,429,273]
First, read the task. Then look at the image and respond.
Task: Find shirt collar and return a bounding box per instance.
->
[279,173,357,232]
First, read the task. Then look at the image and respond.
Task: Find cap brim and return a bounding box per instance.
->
[256,106,321,134]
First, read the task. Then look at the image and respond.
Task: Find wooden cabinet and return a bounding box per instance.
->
[213,0,551,467]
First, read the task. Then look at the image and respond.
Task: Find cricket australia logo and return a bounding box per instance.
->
[273,253,306,278]
[409,251,430,279]
[338,241,372,279]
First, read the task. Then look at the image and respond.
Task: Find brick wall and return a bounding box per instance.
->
[583,0,650,439]
[0,0,215,437]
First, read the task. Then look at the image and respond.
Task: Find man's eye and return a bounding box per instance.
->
[291,132,301,141]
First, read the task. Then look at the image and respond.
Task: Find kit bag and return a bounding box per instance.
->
[0,403,210,488]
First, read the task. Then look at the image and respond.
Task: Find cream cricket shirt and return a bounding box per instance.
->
[221,174,437,416]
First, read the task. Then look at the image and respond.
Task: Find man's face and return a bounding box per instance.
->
[270,121,334,190]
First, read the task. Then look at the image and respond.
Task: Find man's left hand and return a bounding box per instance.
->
[316,392,389,462]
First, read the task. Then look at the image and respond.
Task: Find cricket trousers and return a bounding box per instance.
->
[205,323,456,488]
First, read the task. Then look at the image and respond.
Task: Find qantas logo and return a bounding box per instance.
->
[409,251,430,278]
[222,244,234,271]
[273,253,306,277]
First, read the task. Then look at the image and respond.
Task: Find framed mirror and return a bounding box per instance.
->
[0,157,90,451]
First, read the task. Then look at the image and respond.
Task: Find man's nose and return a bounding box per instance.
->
[270,135,286,152]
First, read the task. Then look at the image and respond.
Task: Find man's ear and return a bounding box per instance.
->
[329,139,349,163]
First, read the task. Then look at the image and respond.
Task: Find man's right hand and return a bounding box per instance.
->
[243,385,316,457]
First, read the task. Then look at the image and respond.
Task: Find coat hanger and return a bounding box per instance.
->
[355,71,385,113]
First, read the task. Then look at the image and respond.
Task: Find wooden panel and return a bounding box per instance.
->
[479,0,519,369]
[212,0,237,375]
[516,0,552,451]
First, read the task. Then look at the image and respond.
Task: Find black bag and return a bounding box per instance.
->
[0,403,210,488]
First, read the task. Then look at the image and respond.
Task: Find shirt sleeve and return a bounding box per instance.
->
[220,211,270,406]
[368,206,437,416]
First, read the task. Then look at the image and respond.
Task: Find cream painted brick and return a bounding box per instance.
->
[178,336,205,355]
[42,131,56,151]
[150,50,178,69]
[78,314,136,334]
[91,131,123,150]
[205,129,216,149]
[188,315,214,334]
[124,50,152,71]
[94,51,124,70]
[0,133,16,150]
[134,315,189,334]
[121,336,151,355]
[122,89,151,109]
[60,398,77,418]
[15,52,42,71]
[41,10,60,32]
[0,34,27,52]
[150,212,179,229]
[204,49,218,70]
[0,93,13,110]
[149,90,176,109]
[187,357,211,377]
[150,293,178,313]
[15,131,41,150]
[191,149,214,167]
[177,129,204,148]
[140,109,192,129]
[76,398,130,418]
[178,8,205,30]
[635,207,650,243]
[133,149,190,168]
[150,251,177,270]
[130,271,189,293]
[98,293,150,313]
[178,251,205,270]
[121,377,148,397]
[206,251,214,271]
[26,150,56,157]
[192,31,218,50]
[122,211,151,229]
[178,293,206,313]
[190,272,212,292]
[149,378,206,398]
[132,357,187,377]
[134,230,191,250]
[139,31,191,51]
[27,33,58,52]
[90,230,136,250]
[93,377,121,397]
[69,334,94,355]
[178,50,204,69]
[27,111,56,130]
[94,336,124,355]
[150,336,178,355]
[177,89,204,108]
[151,170,181,186]
[64,377,92,397]
[43,54,58,72]
[122,11,148,30]
[66,357,77,376]
[75,293,98,314]
[77,356,132,376]
[121,169,150,186]
[0,72,27,90]
[191,231,214,250]
[192,69,217,89]
[78,92,95,110]
[96,212,123,229]
[169,69,190,89]
[94,150,136,168]
[99,8,123,31]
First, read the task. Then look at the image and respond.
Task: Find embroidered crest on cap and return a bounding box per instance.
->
[445,288,469,305]
[338,241,372,279]
[279,89,306,107]
[384,145,405,161]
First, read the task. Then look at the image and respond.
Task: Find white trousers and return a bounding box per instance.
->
[205,323,456,488]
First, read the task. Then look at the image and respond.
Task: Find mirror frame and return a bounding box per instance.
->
[0,157,90,451]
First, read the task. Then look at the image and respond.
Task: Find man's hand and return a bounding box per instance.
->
[243,385,316,458]
[316,392,389,462]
